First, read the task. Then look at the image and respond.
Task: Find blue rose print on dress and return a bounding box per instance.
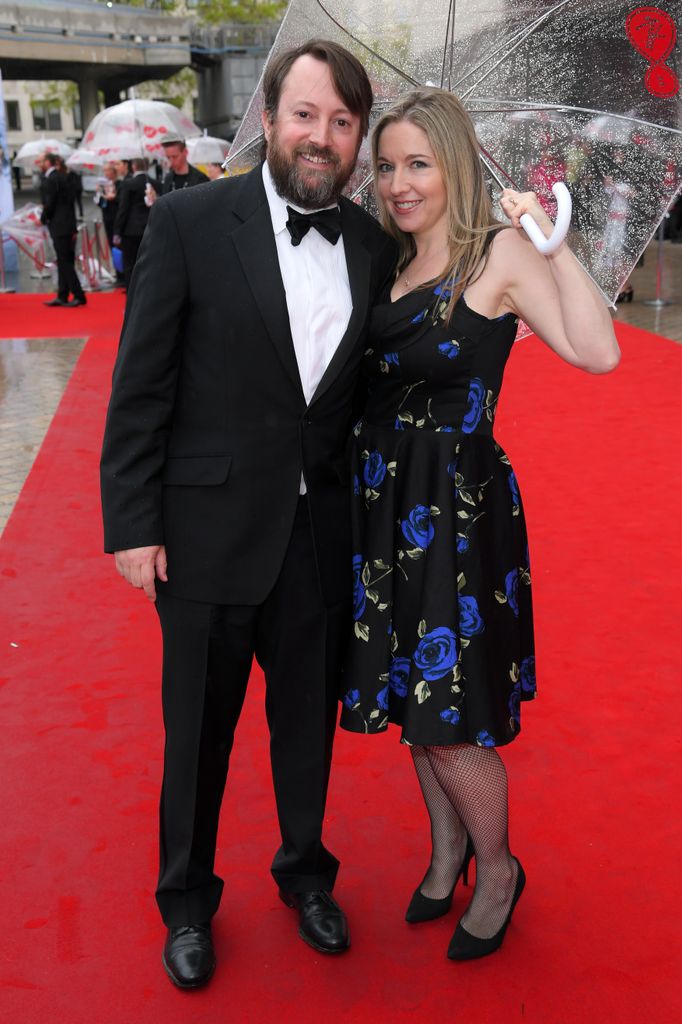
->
[520,655,536,694]
[364,451,387,488]
[438,340,460,360]
[352,554,366,621]
[508,470,520,507]
[343,688,360,710]
[505,568,520,616]
[440,708,461,725]
[377,685,389,710]
[383,352,399,366]
[394,417,405,431]
[414,627,458,681]
[401,504,435,549]
[389,657,410,697]
[353,474,361,496]
[457,534,470,554]
[462,378,486,434]
[459,595,484,637]
[476,730,496,747]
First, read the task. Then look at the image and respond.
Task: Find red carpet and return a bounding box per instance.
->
[1,299,680,1023]
[0,291,126,338]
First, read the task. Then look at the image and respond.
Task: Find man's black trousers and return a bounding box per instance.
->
[51,232,85,302]
[154,497,345,927]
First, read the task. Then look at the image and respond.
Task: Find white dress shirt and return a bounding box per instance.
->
[262,162,353,494]
[262,162,352,405]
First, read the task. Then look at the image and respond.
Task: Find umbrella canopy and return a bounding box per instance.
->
[187,134,231,165]
[66,148,107,173]
[82,99,201,161]
[226,0,682,302]
[13,138,73,170]
[0,204,53,267]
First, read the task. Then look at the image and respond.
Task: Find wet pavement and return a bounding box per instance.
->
[0,337,86,533]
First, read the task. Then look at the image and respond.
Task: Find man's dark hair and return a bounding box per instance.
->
[43,152,60,168]
[262,38,373,138]
[131,157,149,172]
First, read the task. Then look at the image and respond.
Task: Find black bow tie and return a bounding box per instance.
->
[285,205,342,247]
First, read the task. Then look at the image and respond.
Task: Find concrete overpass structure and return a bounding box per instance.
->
[0,0,193,126]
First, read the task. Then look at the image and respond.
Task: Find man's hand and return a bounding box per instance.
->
[114,545,167,601]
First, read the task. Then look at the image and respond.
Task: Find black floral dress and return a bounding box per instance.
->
[339,282,536,747]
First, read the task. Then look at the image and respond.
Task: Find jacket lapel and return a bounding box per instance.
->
[308,200,371,408]
[231,169,305,401]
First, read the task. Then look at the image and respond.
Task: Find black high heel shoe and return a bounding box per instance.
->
[447,857,525,960]
[405,837,474,924]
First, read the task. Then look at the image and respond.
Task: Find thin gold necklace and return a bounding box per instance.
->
[400,248,449,293]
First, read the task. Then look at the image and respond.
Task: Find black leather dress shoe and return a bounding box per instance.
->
[162,923,216,988]
[67,297,87,306]
[43,298,68,307]
[279,890,350,954]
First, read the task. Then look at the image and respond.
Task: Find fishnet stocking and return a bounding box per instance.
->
[410,745,469,899]
[424,743,518,939]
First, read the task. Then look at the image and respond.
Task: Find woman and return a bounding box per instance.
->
[339,89,619,961]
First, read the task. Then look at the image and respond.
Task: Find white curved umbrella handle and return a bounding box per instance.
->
[519,182,572,255]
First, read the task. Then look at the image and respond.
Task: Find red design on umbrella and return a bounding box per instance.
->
[626,7,680,96]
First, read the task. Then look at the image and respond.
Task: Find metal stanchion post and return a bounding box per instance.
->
[0,233,16,293]
[643,219,673,308]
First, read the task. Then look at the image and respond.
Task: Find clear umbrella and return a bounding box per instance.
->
[226,0,682,303]
[82,99,202,161]
[187,133,231,165]
[13,138,73,171]
[66,148,107,173]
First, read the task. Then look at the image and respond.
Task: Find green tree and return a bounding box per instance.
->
[97,0,286,22]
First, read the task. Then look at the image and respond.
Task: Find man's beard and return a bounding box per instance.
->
[267,125,357,209]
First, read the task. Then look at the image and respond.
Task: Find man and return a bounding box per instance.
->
[112,157,152,290]
[40,152,86,308]
[101,39,395,988]
[144,136,209,207]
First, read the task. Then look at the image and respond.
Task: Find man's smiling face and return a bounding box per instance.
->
[262,54,362,208]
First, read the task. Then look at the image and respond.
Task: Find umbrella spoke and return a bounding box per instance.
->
[316,1,422,87]
[454,0,575,100]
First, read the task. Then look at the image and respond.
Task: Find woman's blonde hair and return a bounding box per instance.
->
[371,88,502,320]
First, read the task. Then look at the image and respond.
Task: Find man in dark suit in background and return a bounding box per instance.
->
[101,39,395,988]
[40,152,87,307]
[159,135,209,193]
[145,136,209,208]
[113,157,152,289]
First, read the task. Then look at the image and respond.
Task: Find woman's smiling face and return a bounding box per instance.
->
[375,120,448,237]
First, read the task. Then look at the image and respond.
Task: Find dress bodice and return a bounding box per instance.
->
[361,284,519,439]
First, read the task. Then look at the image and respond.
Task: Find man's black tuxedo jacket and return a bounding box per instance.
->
[100,165,396,607]
[40,172,77,238]
[114,173,152,239]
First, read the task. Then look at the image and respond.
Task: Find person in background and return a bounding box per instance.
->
[94,161,125,286]
[12,150,21,192]
[58,157,84,220]
[205,162,226,181]
[40,151,87,308]
[145,137,209,206]
[113,157,151,290]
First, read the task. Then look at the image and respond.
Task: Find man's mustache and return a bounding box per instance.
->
[295,145,341,168]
